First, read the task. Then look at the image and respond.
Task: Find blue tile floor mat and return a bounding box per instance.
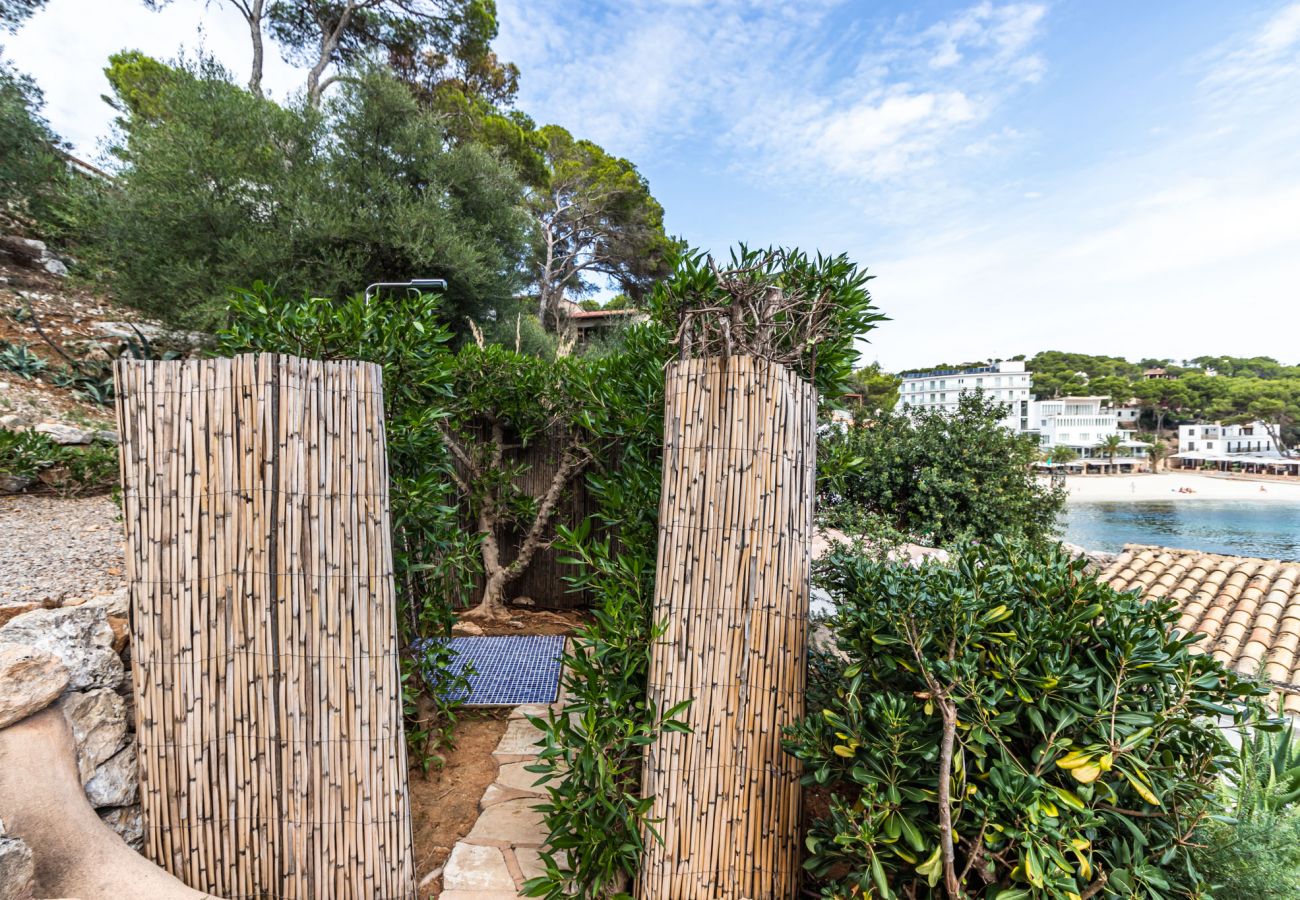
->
[433,635,566,706]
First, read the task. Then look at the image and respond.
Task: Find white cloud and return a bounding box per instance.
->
[1201,1,1300,101]
[865,5,1300,371]
[3,0,308,159]
[496,1,1047,187]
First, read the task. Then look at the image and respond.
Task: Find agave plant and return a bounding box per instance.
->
[0,342,47,379]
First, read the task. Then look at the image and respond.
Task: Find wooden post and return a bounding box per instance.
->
[115,353,416,899]
[639,356,816,899]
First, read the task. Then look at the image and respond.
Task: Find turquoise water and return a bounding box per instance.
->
[1063,500,1300,560]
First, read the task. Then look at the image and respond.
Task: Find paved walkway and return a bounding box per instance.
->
[439,705,558,898]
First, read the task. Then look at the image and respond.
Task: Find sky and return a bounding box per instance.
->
[6,0,1300,371]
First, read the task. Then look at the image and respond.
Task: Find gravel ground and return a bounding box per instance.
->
[0,493,125,603]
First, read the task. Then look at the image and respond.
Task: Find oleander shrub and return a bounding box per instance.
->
[523,321,679,898]
[785,539,1264,900]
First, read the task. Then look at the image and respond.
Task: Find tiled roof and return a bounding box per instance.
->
[1101,544,1300,713]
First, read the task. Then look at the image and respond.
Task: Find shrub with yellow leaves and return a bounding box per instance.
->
[785,538,1266,899]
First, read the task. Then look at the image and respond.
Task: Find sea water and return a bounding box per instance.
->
[1062,500,1300,560]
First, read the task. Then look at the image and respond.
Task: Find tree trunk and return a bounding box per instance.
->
[305,2,355,107]
[473,572,509,623]
[463,507,511,623]
[244,0,265,96]
[459,441,589,623]
[936,698,962,898]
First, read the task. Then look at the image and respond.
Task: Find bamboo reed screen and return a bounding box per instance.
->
[639,356,817,899]
[114,353,415,900]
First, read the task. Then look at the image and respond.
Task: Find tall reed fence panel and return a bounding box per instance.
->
[114,353,415,900]
[639,356,816,899]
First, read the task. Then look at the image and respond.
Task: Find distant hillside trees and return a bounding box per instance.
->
[843,362,900,412]
[903,351,1299,453]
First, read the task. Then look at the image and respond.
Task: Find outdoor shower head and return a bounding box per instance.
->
[363,278,448,300]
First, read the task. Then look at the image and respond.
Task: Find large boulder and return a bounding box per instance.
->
[33,422,95,445]
[0,645,68,729]
[59,689,128,783]
[0,607,123,691]
[84,744,138,807]
[83,587,129,619]
[0,834,34,900]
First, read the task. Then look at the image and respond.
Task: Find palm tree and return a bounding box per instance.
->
[1050,445,1078,464]
[1097,434,1126,472]
[1145,435,1170,473]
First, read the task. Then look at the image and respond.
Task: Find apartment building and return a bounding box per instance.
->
[898,360,1033,433]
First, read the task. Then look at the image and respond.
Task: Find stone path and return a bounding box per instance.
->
[439,704,555,898]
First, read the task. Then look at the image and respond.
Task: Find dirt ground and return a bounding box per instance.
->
[410,709,511,897]
[471,606,589,636]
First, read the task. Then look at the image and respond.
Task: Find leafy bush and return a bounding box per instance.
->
[819,392,1065,547]
[785,539,1263,899]
[1194,723,1300,898]
[220,283,474,767]
[0,429,117,496]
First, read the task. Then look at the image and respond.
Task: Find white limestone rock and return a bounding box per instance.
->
[0,607,124,690]
[0,645,68,729]
[84,744,138,807]
[83,587,129,618]
[33,422,95,445]
[60,689,128,782]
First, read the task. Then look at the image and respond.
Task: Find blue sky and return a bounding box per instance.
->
[8,1,1300,370]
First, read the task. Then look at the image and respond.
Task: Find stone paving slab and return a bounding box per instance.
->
[491,718,545,761]
[443,844,514,891]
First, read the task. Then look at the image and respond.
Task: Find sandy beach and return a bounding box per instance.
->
[1060,471,1300,503]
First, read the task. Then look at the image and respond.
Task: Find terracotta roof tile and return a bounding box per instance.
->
[1101,544,1300,704]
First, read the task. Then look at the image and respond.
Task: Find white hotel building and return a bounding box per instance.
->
[898,361,1033,432]
[899,361,1144,460]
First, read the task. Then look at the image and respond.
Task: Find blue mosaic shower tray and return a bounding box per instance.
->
[440,635,566,706]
